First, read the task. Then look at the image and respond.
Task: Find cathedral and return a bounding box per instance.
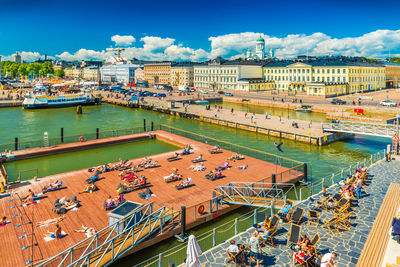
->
[246,36,274,60]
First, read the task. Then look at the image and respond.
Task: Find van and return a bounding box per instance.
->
[178,85,190,92]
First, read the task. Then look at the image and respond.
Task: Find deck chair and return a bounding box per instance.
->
[287,223,301,249]
[260,215,280,248]
[175,178,192,190]
[315,195,330,211]
[331,198,350,214]
[308,210,319,228]
[296,253,317,267]
[309,233,322,258]
[227,246,245,267]
[322,215,340,235]
[289,207,304,225]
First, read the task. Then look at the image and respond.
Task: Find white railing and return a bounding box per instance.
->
[322,121,398,138]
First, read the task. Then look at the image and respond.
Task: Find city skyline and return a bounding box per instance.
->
[1,0,400,62]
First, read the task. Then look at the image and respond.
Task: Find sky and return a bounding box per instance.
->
[1,0,400,62]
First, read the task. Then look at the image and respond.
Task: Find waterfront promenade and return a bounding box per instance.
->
[197,158,400,267]
[0,130,303,266]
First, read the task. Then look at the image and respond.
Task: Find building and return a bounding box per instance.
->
[237,78,275,92]
[100,63,142,82]
[64,66,83,79]
[384,61,400,88]
[194,57,264,91]
[170,63,197,87]
[262,57,386,97]
[134,67,145,82]
[144,62,173,85]
[82,66,100,81]
[0,56,2,78]
[14,52,22,64]
[246,36,274,60]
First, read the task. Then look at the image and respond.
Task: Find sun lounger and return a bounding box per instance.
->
[175,178,192,190]
[288,207,304,225]
[287,223,301,249]
[42,181,63,193]
[209,149,222,154]
[144,161,158,168]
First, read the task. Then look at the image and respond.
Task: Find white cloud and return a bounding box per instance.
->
[111,35,136,46]
[3,30,400,63]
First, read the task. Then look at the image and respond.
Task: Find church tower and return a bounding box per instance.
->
[255,36,265,59]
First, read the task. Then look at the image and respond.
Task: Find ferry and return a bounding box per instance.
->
[23,92,100,109]
[195,100,209,105]
[295,105,313,112]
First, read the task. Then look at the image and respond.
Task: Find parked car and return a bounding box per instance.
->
[218,91,225,95]
[331,98,346,105]
[199,89,208,94]
[155,93,166,98]
[380,100,397,107]
[224,92,233,96]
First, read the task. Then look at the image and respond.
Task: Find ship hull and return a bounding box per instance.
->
[23,99,100,109]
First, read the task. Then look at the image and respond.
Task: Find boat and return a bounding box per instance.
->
[295,105,312,112]
[23,92,100,109]
[195,100,209,104]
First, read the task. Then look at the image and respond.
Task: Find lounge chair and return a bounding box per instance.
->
[205,172,222,181]
[287,223,301,249]
[315,195,330,211]
[308,233,322,258]
[175,178,192,190]
[104,195,125,210]
[209,148,222,154]
[116,182,148,194]
[192,155,204,163]
[144,161,158,168]
[288,207,304,225]
[227,244,246,267]
[295,253,316,267]
[260,215,279,248]
[308,210,319,228]
[85,175,99,184]
[42,181,63,193]
[216,162,229,171]
[167,154,181,162]
[164,175,182,183]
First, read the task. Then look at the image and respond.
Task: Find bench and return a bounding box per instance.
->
[357,183,400,267]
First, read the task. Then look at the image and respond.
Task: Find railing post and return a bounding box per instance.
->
[15,137,18,151]
[213,228,216,246]
[70,248,73,265]
[151,121,154,131]
[341,169,344,180]
[270,200,274,217]
[144,119,146,132]
[235,218,238,235]
[61,127,64,143]
[300,188,302,201]
[303,163,308,182]
[158,253,163,267]
[96,128,99,139]
[253,209,257,225]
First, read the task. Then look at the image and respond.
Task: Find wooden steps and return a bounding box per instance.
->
[357,183,400,267]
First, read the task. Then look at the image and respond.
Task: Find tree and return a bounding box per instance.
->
[54,69,65,78]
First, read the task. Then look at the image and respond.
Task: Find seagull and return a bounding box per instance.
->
[274,141,284,152]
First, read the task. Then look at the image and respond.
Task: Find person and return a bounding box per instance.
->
[274,141,284,152]
[355,183,362,199]
[391,209,400,244]
[237,165,248,170]
[44,224,63,239]
[226,240,239,259]
[79,184,98,194]
[75,225,96,236]
[320,252,337,267]
[278,201,292,221]
[193,154,202,162]
[0,216,8,226]
[23,189,35,204]
[293,249,311,265]
[36,216,64,226]
[298,234,311,251]
[249,231,261,267]
[178,178,190,187]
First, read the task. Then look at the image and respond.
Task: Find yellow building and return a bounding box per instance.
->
[82,67,100,81]
[237,78,275,92]
[262,57,386,97]
[64,67,83,79]
[144,62,173,85]
[170,64,196,87]
[134,67,145,82]
[384,62,400,88]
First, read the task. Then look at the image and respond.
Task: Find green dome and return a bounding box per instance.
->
[257,36,264,42]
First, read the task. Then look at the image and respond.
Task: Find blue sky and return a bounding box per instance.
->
[1,0,400,61]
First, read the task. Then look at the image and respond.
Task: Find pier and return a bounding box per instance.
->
[0,130,304,266]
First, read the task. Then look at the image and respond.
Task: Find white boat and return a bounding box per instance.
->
[23,92,99,109]
[195,100,209,104]
[295,105,312,112]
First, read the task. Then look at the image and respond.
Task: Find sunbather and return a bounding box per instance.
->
[144,161,158,168]
[211,145,220,151]
[293,250,311,265]
[216,161,229,171]
[0,216,8,226]
[237,165,249,170]
[178,178,191,187]
[79,184,98,194]
[277,201,292,221]
[191,162,205,171]
[75,225,96,236]
[23,189,35,204]
[44,224,63,239]
[86,174,99,184]
[42,180,62,193]
[298,234,311,251]
[193,154,203,162]
[36,216,64,226]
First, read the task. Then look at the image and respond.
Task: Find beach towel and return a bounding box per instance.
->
[0,220,11,227]
[44,231,67,242]
[22,200,40,207]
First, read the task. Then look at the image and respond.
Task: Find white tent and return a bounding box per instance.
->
[186,235,202,267]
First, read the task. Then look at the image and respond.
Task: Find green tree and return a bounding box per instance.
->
[54,69,65,78]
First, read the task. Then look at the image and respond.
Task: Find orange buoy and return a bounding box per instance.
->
[197,205,205,214]
[79,136,84,142]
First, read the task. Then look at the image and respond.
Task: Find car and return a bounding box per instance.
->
[218,91,225,95]
[224,92,233,96]
[331,98,346,105]
[155,93,166,98]
[199,89,208,94]
[380,100,397,107]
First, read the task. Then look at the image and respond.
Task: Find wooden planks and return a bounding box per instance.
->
[357,183,400,267]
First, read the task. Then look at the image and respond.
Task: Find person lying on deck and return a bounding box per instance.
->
[178,178,191,187]
[75,225,96,236]
[36,216,64,226]
[86,174,99,184]
[191,162,205,171]
[0,216,8,226]
[130,176,147,186]
[23,189,35,204]
[79,184,98,194]
[42,180,62,192]
[139,157,152,167]
[44,224,62,239]
[237,165,249,170]
[210,145,221,152]
[105,195,122,207]
[228,154,245,161]
[193,154,203,162]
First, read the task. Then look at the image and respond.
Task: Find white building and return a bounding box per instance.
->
[246,36,274,60]
[100,62,143,82]
[194,57,264,91]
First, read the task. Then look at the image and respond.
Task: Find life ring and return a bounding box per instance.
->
[197,205,205,214]
[79,136,84,142]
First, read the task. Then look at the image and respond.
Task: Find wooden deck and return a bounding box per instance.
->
[357,183,400,267]
[0,131,302,266]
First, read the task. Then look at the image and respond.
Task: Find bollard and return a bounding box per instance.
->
[158,253,163,267]
[151,121,154,131]
[144,119,146,132]
[96,128,99,139]
[61,128,64,143]
[15,137,18,151]
[180,206,186,240]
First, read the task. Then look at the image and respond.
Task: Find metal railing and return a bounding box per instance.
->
[214,182,298,207]
[37,203,172,267]
[322,121,398,138]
